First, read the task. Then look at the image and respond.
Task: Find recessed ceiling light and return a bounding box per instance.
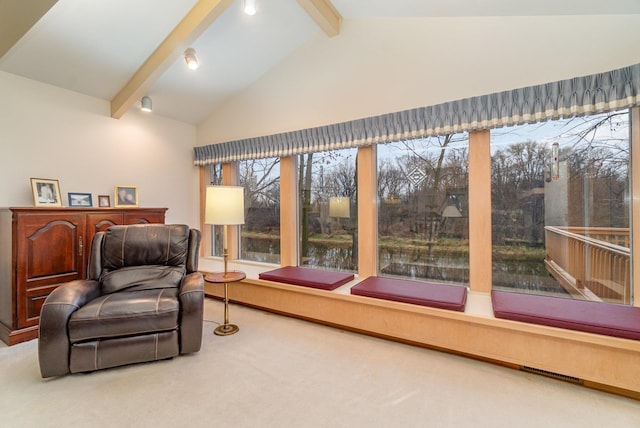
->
[140,96,152,112]
[244,0,256,16]
[184,48,199,70]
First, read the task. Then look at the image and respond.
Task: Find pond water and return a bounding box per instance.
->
[242,236,569,296]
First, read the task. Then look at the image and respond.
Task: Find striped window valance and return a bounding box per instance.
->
[194,63,640,166]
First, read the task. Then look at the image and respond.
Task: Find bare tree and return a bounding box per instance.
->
[299,153,314,259]
[240,158,280,208]
[561,112,630,228]
[397,134,468,258]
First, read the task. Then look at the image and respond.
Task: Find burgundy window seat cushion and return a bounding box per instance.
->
[350,276,467,312]
[259,266,354,291]
[492,290,640,340]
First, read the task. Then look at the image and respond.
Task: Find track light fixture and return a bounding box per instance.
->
[244,0,256,16]
[184,48,199,70]
[140,96,152,112]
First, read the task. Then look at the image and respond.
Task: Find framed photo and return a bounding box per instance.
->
[98,195,111,207]
[31,178,62,207]
[114,185,138,207]
[68,192,93,207]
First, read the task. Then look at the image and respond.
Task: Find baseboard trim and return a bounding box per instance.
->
[0,322,38,346]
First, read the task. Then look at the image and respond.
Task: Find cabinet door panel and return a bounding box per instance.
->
[16,214,85,328]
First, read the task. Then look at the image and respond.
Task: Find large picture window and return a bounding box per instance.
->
[238,158,281,264]
[491,110,632,304]
[377,136,469,285]
[298,148,358,272]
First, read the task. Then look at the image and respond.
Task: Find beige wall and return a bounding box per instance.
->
[197,15,640,145]
[0,71,199,227]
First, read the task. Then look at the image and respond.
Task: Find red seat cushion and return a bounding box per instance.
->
[351,277,467,312]
[259,266,354,290]
[492,290,640,340]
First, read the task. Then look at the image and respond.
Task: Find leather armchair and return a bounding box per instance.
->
[38,224,203,378]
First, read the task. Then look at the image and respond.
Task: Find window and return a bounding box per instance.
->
[377,136,469,285]
[298,148,358,272]
[238,158,281,264]
[490,110,632,304]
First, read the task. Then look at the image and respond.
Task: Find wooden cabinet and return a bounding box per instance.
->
[0,207,166,345]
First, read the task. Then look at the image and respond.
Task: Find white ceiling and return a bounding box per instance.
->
[2,0,640,125]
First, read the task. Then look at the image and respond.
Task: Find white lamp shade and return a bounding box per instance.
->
[329,197,350,218]
[205,186,245,225]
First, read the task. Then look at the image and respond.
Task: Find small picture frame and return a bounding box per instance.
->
[98,195,111,208]
[114,185,138,207]
[68,192,93,207]
[31,178,62,207]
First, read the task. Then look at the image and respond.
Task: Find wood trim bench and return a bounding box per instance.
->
[351,276,467,312]
[492,290,640,341]
[258,266,354,290]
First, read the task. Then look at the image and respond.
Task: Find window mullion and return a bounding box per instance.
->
[469,130,492,292]
[280,156,298,266]
[222,162,240,261]
[358,145,377,277]
[632,107,639,307]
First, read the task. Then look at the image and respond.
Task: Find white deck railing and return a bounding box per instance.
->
[544,226,630,304]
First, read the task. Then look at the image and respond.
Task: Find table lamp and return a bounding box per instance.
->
[206,185,245,275]
[205,185,245,335]
[329,196,350,219]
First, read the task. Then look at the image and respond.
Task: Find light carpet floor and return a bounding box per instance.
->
[1,298,639,428]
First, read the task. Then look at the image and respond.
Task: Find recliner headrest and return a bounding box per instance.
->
[102,224,190,270]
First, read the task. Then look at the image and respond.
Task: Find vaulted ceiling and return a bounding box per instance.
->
[2,0,639,125]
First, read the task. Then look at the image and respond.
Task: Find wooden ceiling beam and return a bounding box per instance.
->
[0,0,58,60]
[110,0,233,119]
[296,0,342,37]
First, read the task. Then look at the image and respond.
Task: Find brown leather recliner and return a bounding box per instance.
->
[38,224,204,378]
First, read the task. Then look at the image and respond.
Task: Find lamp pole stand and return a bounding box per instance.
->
[217,280,238,336]
[205,225,245,336]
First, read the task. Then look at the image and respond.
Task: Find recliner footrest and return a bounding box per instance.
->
[70,331,179,373]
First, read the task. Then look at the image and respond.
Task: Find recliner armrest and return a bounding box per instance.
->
[178,272,204,354]
[186,229,202,273]
[38,280,101,378]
